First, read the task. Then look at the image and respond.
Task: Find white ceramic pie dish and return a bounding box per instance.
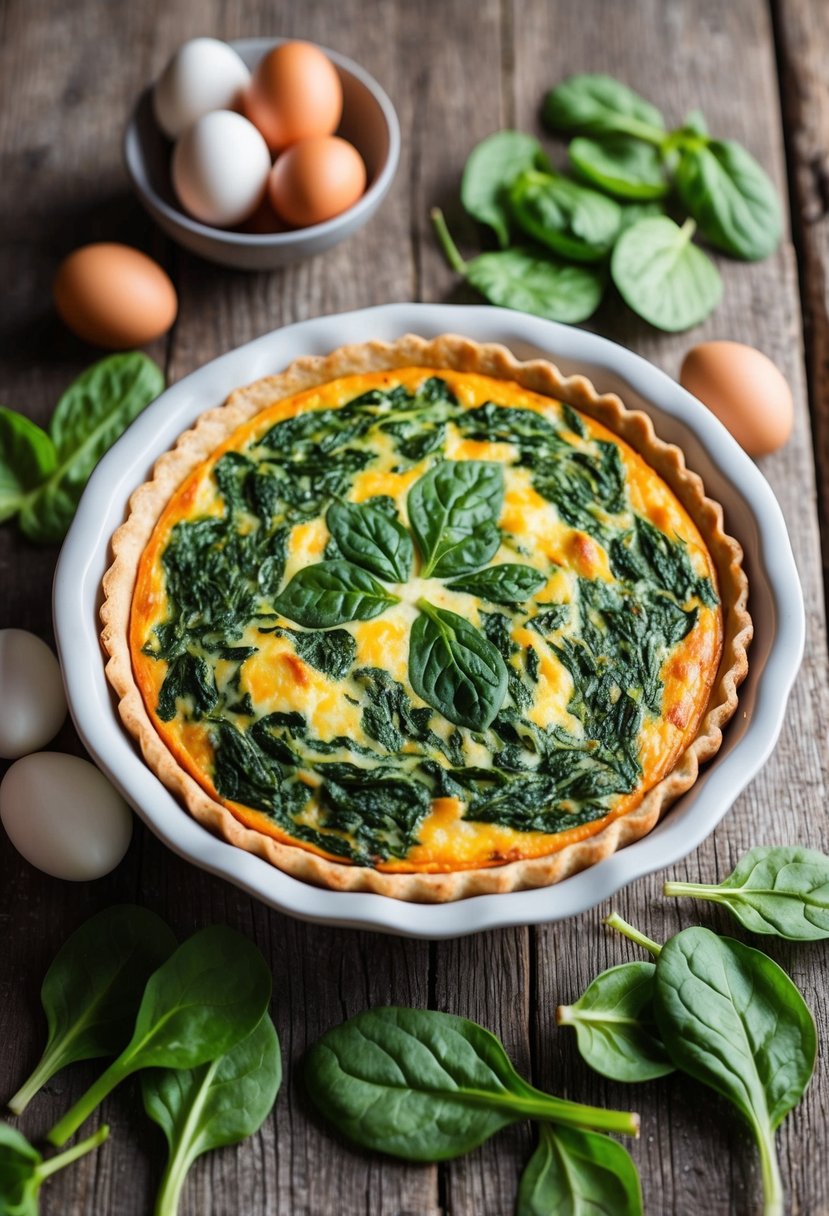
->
[53,304,804,938]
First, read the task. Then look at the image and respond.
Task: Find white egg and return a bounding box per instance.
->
[0,629,67,759]
[0,753,133,881]
[172,110,271,227]
[152,36,251,140]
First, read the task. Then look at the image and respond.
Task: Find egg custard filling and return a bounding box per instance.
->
[125,358,734,887]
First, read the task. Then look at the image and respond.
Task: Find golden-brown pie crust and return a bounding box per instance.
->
[101,335,752,902]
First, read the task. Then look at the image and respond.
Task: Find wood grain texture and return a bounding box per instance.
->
[2,0,828,1212]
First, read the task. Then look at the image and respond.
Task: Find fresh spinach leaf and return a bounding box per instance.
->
[432,209,605,324]
[556,961,674,1083]
[674,139,781,260]
[461,130,548,248]
[7,906,177,1116]
[516,1123,642,1216]
[274,560,399,628]
[617,200,666,233]
[48,925,273,1147]
[407,459,503,578]
[509,169,622,262]
[19,353,164,543]
[663,846,829,941]
[0,409,56,524]
[143,1014,281,1216]
[326,499,413,582]
[409,600,508,731]
[304,1007,639,1161]
[0,1122,109,1216]
[447,563,545,604]
[260,624,356,680]
[569,134,670,200]
[542,74,665,142]
[610,216,722,331]
[653,927,816,1216]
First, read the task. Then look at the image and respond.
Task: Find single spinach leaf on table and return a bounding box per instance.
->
[7,905,177,1115]
[273,560,399,628]
[19,352,164,543]
[542,74,665,142]
[407,459,503,578]
[509,169,622,262]
[0,408,56,524]
[569,134,670,200]
[409,600,508,731]
[461,130,549,248]
[610,216,722,332]
[304,1007,639,1162]
[48,925,272,1147]
[0,1122,109,1216]
[654,927,816,1216]
[674,138,781,260]
[663,845,829,941]
[447,562,545,604]
[555,961,674,1082]
[431,209,605,324]
[516,1123,642,1216]
[143,1014,281,1216]
[326,498,413,583]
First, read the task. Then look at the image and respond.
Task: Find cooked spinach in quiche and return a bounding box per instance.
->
[102,336,750,900]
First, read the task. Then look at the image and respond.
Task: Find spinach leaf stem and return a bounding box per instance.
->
[430,208,468,274]
[36,1124,110,1179]
[604,913,662,957]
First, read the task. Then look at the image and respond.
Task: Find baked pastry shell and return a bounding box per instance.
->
[101,334,752,902]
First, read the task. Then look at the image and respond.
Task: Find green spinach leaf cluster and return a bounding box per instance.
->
[0,353,164,543]
[556,847,829,1216]
[3,907,279,1216]
[433,73,781,332]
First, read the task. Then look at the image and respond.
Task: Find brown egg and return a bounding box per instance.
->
[243,41,343,153]
[54,244,177,349]
[679,341,794,457]
[269,136,366,228]
[239,195,290,234]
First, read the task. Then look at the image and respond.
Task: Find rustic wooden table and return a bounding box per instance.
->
[2,0,828,1212]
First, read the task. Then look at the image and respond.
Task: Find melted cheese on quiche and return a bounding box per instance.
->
[131,369,722,873]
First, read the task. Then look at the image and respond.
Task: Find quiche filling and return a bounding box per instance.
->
[130,368,722,874]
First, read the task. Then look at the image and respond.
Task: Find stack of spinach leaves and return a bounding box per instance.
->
[141,373,716,866]
[433,74,781,331]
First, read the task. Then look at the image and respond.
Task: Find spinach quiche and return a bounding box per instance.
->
[101,335,751,901]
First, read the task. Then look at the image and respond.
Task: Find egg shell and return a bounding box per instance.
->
[243,41,343,153]
[269,135,366,228]
[54,244,177,349]
[680,341,794,457]
[0,752,133,881]
[153,37,251,140]
[172,110,271,228]
[0,630,67,759]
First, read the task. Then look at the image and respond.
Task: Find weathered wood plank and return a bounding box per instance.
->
[507,1,829,1213]
[407,2,538,1213]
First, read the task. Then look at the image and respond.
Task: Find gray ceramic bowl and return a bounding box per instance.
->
[123,37,400,270]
